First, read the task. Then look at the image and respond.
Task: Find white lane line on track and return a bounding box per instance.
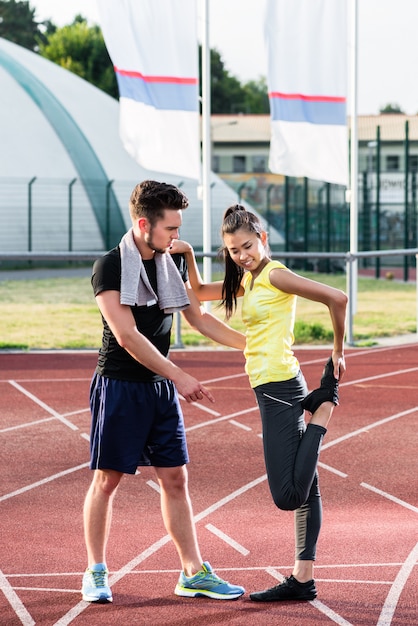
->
[377,542,418,626]
[0,463,89,503]
[2,566,398,607]
[289,345,415,370]
[0,568,35,626]
[229,419,252,431]
[0,378,90,383]
[322,406,418,450]
[8,380,79,431]
[304,344,418,362]
[0,416,55,433]
[198,346,407,382]
[146,480,161,493]
[194,474,267,522]
[361,483,418,514]
[186,406,258,432]
[0,408,87,435]
[205,523,250,555]
[315,578,393,585]
[264,567,354,626]
[3,562,403,575]
[318,462,348,478]
[199,353,418,415]
[344,345,417,360]
[339,366,418,388]
[202,372,247,385]
[14,587,80,593]
[311,599,354,626]
[314,562,405,569]
[63,408,90,417]
[178,394,221,416]
[4,563,404,577]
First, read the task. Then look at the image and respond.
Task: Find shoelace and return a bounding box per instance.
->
[195,571,226,585]
[89,569,107,587]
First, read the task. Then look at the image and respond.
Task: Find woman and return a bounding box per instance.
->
[172,204,347,602]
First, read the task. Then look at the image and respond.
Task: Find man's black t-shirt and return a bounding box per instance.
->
[91,246,188,382]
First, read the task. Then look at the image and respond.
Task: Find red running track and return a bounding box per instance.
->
[0,345,417,625]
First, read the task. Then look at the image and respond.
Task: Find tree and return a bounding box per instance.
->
[379,103,404,114]
[0,0,43,50]
[241,77,269,114]
[38,16,118,98]
[199,47,268,114]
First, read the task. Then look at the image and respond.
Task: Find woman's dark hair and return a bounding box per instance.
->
[219,204,265,319]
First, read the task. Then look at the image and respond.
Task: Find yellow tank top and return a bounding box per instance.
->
[242,260,299,388]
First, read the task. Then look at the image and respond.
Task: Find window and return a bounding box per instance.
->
[211,155,220,172]
[233,155,246,173]
[386,155,399,172]
[251,155,267,173]
[409,155,418,173]
[366,154,377,172]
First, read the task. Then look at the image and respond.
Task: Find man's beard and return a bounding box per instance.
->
[145,228,167,254]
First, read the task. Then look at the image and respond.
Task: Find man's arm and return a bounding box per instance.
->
[95,290,214,403]
[181,281,246,351]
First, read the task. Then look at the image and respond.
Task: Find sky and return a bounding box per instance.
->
[30,0,418,116]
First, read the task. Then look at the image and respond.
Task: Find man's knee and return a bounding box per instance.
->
[91,468,123,496]
[155,465,188,495]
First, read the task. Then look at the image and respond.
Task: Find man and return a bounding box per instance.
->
[81,180,246,603]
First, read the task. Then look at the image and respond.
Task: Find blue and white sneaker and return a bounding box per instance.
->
[81,563,112,603]
[174,562,245,600]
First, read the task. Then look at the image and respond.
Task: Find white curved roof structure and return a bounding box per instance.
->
[0,37,282,253]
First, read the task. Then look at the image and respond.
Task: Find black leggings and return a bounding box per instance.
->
[254,372,326,561]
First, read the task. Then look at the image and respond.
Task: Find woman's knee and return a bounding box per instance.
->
[271,488,304,511]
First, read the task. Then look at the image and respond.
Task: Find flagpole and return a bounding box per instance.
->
[347,0,358,344]
[201,0,212,305]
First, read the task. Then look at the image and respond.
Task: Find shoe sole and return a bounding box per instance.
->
[175,585,243,600]
[250,593,316,602]
[82,593,113,603]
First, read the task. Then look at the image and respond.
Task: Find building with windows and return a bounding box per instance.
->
[210,113,418,176]
[209,113,418,261]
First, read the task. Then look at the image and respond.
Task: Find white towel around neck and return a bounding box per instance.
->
[119,228,190,314]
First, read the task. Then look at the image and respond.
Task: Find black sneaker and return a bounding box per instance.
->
[301,356,339,414]
[250,575,317,602]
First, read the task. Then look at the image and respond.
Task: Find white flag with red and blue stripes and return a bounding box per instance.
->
[264,0,348,185]
[97,0,200,180]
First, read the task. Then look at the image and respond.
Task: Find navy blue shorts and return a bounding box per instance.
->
[89,373,189,474]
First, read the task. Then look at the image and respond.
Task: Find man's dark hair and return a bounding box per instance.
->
[129,180,189,226]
